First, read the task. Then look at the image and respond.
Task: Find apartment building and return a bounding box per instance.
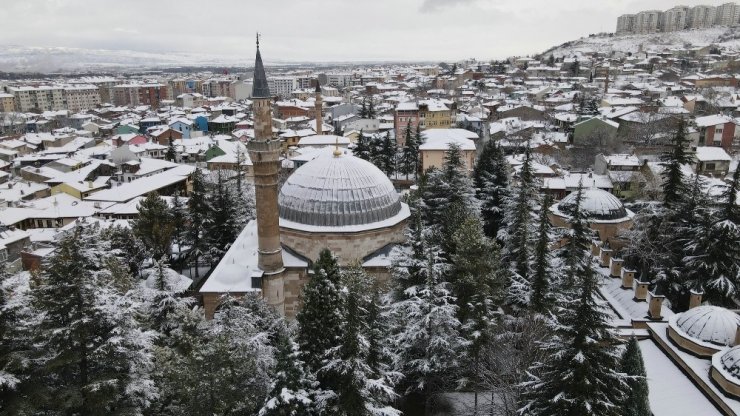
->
[112,84,167,108]
[689,5,717,28]
[63,85,101,112]
[616,14,636,34]
[268,76,298,98]
[7,86,65,112]
[0,93,14,112]
[715,2,739,25]
[635,10,662,33]
[663,6,690,32]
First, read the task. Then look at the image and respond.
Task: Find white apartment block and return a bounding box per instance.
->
[635,10,662,33]
[267,77,298,98]
[616,14,636,34]
[325,73,353,88]
[663,6,689,32]
[715,2,739,25]
[689,5,717,28]
[7,86,65,112]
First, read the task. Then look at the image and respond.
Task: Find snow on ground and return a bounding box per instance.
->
[639,339,722,416]
[546,26,740,57]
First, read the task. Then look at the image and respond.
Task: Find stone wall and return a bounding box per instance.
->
[280,220,406,265]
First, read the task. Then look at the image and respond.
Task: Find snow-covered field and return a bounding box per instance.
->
[544,26,740,57]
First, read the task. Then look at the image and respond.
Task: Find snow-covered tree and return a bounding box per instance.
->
[661,119,693,208]
[297,249,345,390]
[530,194,557,314]
[390,239,468,414]
[0,268,33,413]
[187,167,211,278]
[474,139,510,240]
[259,323,319,416]
[520,186,625,416]
[621,336,650,416]
[207,170,239,259]
[355,130,371,161]
[27,225,156,414]
[132,191,174,259]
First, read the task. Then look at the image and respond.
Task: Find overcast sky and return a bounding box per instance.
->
[0,0,732,62]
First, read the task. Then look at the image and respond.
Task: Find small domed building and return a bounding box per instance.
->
[668,305,740,357]
[549,187,634,242]
[712,346,740,398]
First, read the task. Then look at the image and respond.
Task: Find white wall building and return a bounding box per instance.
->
[268,76,298,98]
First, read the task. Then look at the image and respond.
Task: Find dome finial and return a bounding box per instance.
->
[333,135,341,157]
[256,32,260,49]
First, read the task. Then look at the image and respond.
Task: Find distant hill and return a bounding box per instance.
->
[541,26,740,58]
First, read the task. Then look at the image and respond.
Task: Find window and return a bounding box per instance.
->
[705,162,716,171]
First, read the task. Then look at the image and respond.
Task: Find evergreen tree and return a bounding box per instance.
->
[530,193,556,314]
[547,54,555,67]
[132,191,174,259]
[390,241,468,414]
[0,267,30,413]
[259,324,319,416]
[412,123,422,177]
[620,337,650,416]
[560,182,593,289]
[170,192,188,265]
[165,136,177,161]
[380,131,396,176]
[144,257,195,344]
[322,266,400,416]
[27,225,155,414]
[723,166,740,223]
[474,139,510,240]
[187,167,210,278]
[399,125,416,179]
[520,192,624,416]
[360,99,368,118]
[207,170,239,259]
[296,249,345,391]
[661,119,693,208]
[354,130,370,161]
[367,97,376,119]
[502,147,538,297]
[571,57,580,76]
[104,225,147,277]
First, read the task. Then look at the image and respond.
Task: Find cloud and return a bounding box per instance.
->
[419,0,476,12]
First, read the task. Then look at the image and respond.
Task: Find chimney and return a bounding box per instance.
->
[599,241,613,267]
[591,239,601,256]
[634,275,650,302]
[621,267,636,289]
[648,287,665,320]
[609,257,623,278]
[689,288,704,309]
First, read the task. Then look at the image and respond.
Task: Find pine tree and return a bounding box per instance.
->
[27,225,155,414]
[380,131,396,176]
[207,170,239,259]
[132,191,174,259]
[661,119,693,208]
[322,266,400,416]
[296,249,345,391]
[621,337,650,416]
[530,193,556,314]
[560,182,593,289]
[390,239,468,413]
[144,257,195,344]
[166,136,177,162]
[187,167,210,278]
[259,324,319,416]
[474,139,510,240]
[521,216,624,416]
[360,99,368,118]
[723,166,740,223]
[354,130,371,161]
[104,224,147,277]
[547,54,555,67]
[0,267,29,413]
[571,57,580,76]
[399,125,416,179]
[367,97,376,119]
[502,147,538,295]
[170,192,188,265]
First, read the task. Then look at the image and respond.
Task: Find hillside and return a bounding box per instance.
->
[542,26,740,58]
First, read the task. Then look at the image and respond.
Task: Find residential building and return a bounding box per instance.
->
[394,102,420,145]
[695,114,738,150]
[616,14,636,34]
[0,93,14,112]
[694,146,732,176]
[714,2,738,25]
[688,5,716,29]
[419,129,478,174]
[419,99,453,130]
[7,86,65,112]
[635,10,662,33]
[663,6,689,31]
[63,85,101,112]
[268,76,298,98]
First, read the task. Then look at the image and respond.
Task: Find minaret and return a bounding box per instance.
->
[314,81,323,135]
[247,34,284,275]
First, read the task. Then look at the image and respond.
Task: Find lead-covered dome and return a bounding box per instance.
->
[674,305,740,346]
[556,187,630,221]
[279,152,402,227]
[719,346,740,378]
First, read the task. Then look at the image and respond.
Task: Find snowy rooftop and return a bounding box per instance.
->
[552,187,632,221]
[419,129,477,151]
[695,146,732,162]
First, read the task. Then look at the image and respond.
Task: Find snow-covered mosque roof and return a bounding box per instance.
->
[278,152,407,230]
[717,346,740,380]
[671,306,740,347]
[552,187,632,222]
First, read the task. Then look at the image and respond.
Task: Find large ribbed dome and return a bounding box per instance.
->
[675,306,740,346]
[279,152,402,227]
[557,187,629,221]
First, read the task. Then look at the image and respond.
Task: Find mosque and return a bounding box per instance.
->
[199,40,409,318]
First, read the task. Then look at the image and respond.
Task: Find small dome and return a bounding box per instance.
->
[675,306,740,346]
[556,187,629,221]
[279,152,402,227]
[719,346,740,379]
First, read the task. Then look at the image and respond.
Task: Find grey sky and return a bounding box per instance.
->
[0,0,731,62]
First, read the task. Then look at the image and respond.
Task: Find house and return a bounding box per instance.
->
[394,102,420,145]
[694,146,732,177]
[695,114,738,151]
[594,154,644,199]
[419,129,477,175]
[169,118,194,139]
[111,133,147,147]
[572,117,619,146]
